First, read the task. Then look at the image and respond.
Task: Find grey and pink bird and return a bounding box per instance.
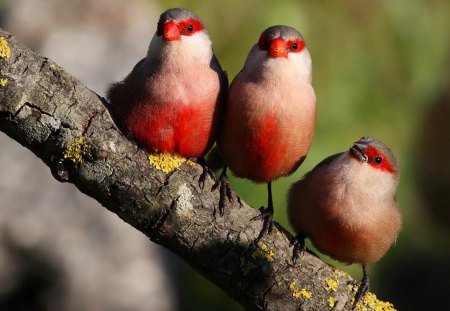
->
[218,25,316,234]
[107,8,227,159]
[288,136,402,304]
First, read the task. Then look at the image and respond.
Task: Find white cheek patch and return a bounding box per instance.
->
[146,32,213,66]
[243,47,268,71]
[241,45,313,84]
[180,32,213,64]
[343,157,398,199]
[288,48,312,83]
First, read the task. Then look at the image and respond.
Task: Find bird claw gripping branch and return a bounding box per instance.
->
[196,157,216,190]
[290,233,307,263]
[211,166,233,216]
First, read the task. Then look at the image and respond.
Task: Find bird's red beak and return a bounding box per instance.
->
[269,38,288,58]
[163,21,181,41]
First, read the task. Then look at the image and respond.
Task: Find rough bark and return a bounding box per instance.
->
[0,29,393,311]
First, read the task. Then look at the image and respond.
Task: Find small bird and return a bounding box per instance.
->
[217,25,316,234]
[108,8,227,165]
[288,136,402,305]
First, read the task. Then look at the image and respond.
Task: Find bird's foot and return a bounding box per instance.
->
[211,167,233,216]
[252,206,274,243]
[352,267,370,309]
[290,233,307,264]
[196,157,216,190]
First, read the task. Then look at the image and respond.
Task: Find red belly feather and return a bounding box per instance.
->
[123,101,214,158]
[243,114,288,182]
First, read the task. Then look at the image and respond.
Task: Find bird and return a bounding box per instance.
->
[107,8,227,180]
[217,25,316,235]
[287,136,402,306]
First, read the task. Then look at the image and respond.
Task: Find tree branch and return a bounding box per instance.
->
[0,28,393,311]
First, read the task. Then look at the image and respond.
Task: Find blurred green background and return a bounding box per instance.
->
[1,0,449,310]
[162,0,450,310]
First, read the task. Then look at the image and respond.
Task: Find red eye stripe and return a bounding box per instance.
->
[258,36,305,53]
[156,18,203,37]
[365,146,395,173]
[178,18,204,35]
[287,39,305,53]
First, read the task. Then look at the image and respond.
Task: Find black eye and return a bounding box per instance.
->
[187,24,194,32]
[374,157,383,164]
[292,43,298,50]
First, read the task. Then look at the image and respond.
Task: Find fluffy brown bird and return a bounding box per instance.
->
[288,136,402,305]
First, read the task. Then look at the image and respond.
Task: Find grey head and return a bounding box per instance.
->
[260,25,304,42]
[350,136,399,175]
[256,25,307,58]
[159,8,200,23]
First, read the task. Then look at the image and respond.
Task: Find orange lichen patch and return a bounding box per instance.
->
[148,153,193,173]
[0,78,7,86]
[289,281,312,300]
[0,37,11,59]
[354,292,397,311]
[63,136,92,164]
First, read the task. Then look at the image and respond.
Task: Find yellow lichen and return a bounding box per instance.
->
[251,242,275,262]
[239,242,275,275]
[324,278,339,292]
[327,296,336,308]
[259,242,268,251]
[148,153,193,173]
[354,292,397,311]
[265,249,275,261]
[333,268,351,279]
[102,185,111,197]
[0,37,11,59]
[49,63,64,71]
[0,78,7,86]
[289,281,312,300]
[240,257,257,276]
[347,284,359,293]
[63,136,92,164]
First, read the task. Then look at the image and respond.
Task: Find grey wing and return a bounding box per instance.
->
[313,153,342,170]
[300,152,343,180]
